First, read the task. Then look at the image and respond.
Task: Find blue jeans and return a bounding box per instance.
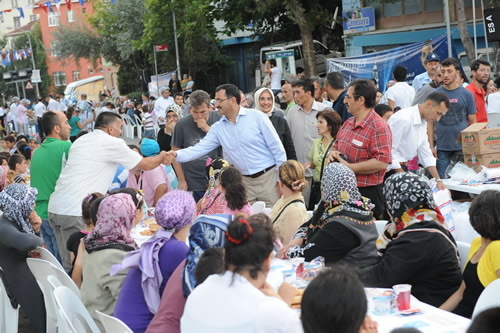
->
[437,150,461,179]
[144,129,156,139]
[40,219,62,263]
[192,191,206,203]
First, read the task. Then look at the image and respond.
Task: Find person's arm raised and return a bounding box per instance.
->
[135,151,169,171]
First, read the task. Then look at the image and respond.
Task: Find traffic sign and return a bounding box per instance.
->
[31,69,41,83]
[26,81,33,89]
[154,45,168,52]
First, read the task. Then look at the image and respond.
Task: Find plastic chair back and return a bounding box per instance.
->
[37,246,64,271]
[0,268,19,333]
[95,310,133,333]
[472,278,500,319]
[27,258,81,332]
[53,286,101,333]
[456,241,471,271]
[251,201,266,214]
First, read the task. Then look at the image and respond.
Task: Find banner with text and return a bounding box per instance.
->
[326,35,460,92]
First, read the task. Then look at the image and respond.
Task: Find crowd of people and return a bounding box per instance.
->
[0,51,499,333]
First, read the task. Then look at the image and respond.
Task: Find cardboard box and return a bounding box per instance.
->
[464,153,500,170]
[461,123,500,154]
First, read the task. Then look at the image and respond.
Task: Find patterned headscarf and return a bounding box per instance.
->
[84,193,137,252]
[198,158,229,215]
[182,214,230,298]
[0,166,9,192]
[321,163,373,218]
[0,184,37,234]
[376,173,447,252]
[111,191,196,314]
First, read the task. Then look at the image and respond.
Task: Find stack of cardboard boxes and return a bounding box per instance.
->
[461,123,500,171]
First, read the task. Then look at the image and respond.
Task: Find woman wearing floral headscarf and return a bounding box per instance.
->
[113,191,196,333]
[81,192,144,323]
[0,184,46,332]
[362,172,462,307]
[279,163,378,266]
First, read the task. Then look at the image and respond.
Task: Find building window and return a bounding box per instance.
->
[30,15,38,22]
[404,0,421,15]
[11,0,18,7]
[67,10,75,22]
[88,68,94,74]
[50,41,58,57]
[425,1,441,12]
[13,17,21,29]
[48,12,59,27]
[99,68,104,72]
[83,8,87,13]
[72,71,80,81]
[383,1,402,17]
[53,72,66,86]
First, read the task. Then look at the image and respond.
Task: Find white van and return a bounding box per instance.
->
[259,40,341,81]
[64,75,105,104]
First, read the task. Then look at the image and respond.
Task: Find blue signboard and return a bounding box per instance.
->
[343,7,376,34]
[326,35,461,93]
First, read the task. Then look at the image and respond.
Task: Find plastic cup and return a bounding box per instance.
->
[393,284,412,311]
[373,295,391,315]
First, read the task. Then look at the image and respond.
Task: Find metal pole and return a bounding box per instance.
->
[481,0,491,63]
[473,0,477,59]
[153,45,159,97]
[24,32,40,99]
[443,0,453,57]
[172,0,181,78]
[15,82,20,97]
[21,82,26,99]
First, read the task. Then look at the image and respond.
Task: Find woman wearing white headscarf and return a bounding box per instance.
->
[254,87,296,160]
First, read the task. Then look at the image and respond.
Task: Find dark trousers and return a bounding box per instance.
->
[359,184,386,220]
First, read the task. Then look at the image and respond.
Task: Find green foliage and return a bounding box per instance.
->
[52,23,102,68]
[126,91,144,101]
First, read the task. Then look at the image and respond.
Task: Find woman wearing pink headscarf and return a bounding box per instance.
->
[80,192,144,324]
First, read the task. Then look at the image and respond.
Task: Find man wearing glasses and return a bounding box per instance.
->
[387,92,449,191]
[328,79,392,220]
[166,83,286,207]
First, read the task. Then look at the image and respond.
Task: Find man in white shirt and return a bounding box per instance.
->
[287,78,328,207]
[384,65,415,110]
[9,97,19,132]
[55,95,67,112]
[311,76,333,107]
[48,112,171,270]
[387,91,449,190]
[47,95,60,111]
[265,59,282,95]
[34,97,47,137]
[153,86,174,128]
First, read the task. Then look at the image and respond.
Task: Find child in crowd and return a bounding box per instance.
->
[218,166,253,216]
[8,154,28,184]
[374,104,394,122]
[181,214,302,332]
[0,152,9,166]
[142,104,156,139]
[67,192,103,287]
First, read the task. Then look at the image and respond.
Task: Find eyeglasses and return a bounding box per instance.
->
[215,98,229,104]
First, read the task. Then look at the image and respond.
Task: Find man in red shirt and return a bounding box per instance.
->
[329,79,392,219]
[466,59,490,123]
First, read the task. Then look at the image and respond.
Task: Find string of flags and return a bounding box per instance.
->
[1,48,32,67]
[0,0,116,24]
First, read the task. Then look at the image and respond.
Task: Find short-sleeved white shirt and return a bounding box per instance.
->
[48,129,142,216]
[384,82,416,109]
[271,66,282,90]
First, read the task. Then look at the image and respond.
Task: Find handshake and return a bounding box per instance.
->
[160,150,177,166]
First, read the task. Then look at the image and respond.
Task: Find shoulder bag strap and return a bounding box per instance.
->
[272,199,304,224]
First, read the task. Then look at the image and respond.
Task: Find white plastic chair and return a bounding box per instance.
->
[53,286,101,333]
[27,258,81,332]
[307,211,314,221]
[251,201,266,214]
[472,279,500,319]
[36,246,64,271]
[133,114,143,140]
[374,220,389,236]
[95,310,133,333]
[456,241,471,271]
[121,117,133,139]
[0,269,19,333]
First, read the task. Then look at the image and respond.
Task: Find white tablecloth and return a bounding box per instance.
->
[442,179,500,195]
[366,289,471,333]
